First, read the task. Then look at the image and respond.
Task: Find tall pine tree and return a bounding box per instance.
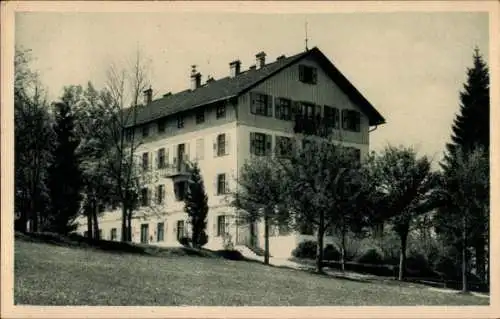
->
[438,47,490,285]
[47,100,83,234]
[442,47,489,166]
[184,162,209,248]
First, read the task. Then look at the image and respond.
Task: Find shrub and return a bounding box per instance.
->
[356,248,384,265]
[292,240,317,259]
[215,250,245,260]
[178,236,191,247]
[323,244,341,261]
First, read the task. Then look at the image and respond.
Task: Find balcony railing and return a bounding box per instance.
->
[157,160,191,178]
[293,114,333,137]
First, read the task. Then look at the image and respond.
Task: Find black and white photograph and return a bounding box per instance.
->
[1,0,498,316]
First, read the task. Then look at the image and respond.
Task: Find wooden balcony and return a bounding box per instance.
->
[157,160,191,179]
[293,114,333,137]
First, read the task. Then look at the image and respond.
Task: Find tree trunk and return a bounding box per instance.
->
[462,215,468,293]
[127,209,132,242]
[398,230,409,281]
[264,211,270,265]
[92,200,100,240]
[86,209,92,239]
[121,205,127,242]
[316,213,325,273]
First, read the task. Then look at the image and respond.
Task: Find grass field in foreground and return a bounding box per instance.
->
[14,239,489,306]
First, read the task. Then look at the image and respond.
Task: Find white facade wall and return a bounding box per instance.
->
[76,53,375,258]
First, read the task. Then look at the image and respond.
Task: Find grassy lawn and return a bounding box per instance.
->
[15,239,489,306]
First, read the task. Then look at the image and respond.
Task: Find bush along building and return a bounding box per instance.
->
[75,47,385,257]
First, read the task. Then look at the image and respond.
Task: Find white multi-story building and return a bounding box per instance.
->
[76,47,385,258]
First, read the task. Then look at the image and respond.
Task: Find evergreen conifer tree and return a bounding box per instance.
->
[184,162,209,248]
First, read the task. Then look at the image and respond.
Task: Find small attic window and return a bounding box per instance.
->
[299,65,317,84]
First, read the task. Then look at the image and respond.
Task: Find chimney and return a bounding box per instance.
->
[229,60,241,77]
[249,64,256,71]
[255,51,266,69]
[206,75,215,84]
[276,54,286,61]
[143,87,153,105]
[190,65,201,90]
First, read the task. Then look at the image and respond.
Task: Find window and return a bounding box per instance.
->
[250,92,272,116]
[141,188,149,206]
[275,136,293,158]
[216,134,226,156]
[300,102,318,119]
[157,222,165,242]
[299,64,318,84]
[196,109,205,124]
[275,98,292,121]
[156,184,165,204]
[217,173,227,195]
[110,228,117,241]
[140,224,149,244]
[196,138,204,160]
[324,106,340,129]
[174,181,187,201]
[177,220,185,240]
[250,132,272,156]
[217,215,227,237]
[142,152,149,171]
[216,102,226,119]
[142,125,150,138]
[157,148,165,169]
[342,109,361,132]
[177,115,184,128]
[158,119,166,133]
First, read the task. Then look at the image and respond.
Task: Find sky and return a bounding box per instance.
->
[15,9,489,166]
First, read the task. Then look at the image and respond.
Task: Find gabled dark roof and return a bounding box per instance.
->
[125,47,385,127]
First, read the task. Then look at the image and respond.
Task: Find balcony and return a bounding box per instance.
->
[293,114,332,137]
[157,160,191,179]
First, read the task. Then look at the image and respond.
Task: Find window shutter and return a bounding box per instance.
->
[334,108,340,129]
[213,176,218,196]
[165,148,170,165]
[274,97,280,119]
[250,92,256,114]
[173,156,177,167]
[148,152,152,170]
[312,68,318,84]
[299,65,305,82]
[155,150,159,169]
[250,132,255,155]
[341,109,348,130]
[292,101,301,116]
[224,177,229,194]
[213,136,217,157]
[185,143,190,162]
[266,95,273,117]
[265,134,272,156]
[355,112,361,132]
[225,133,230,155]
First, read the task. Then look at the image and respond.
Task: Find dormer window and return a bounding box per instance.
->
[196,109,205,124]
[158,119,166,133]
[177,115,184,129]
[142,125,149,138]
[216,102,226,119]
[299,65,317,84]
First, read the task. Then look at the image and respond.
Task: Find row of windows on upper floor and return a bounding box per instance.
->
[125,86,362,142]
[139,131,361,171]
